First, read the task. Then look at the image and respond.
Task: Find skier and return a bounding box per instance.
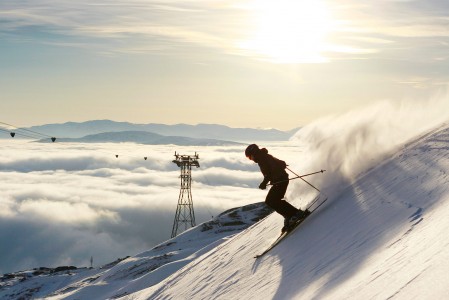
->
[245,144,308,232]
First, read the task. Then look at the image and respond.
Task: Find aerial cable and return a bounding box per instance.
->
[0,126,41,140]
[0,121,55,139]
[0,120,164,161]
[72,146,155,162]
[0,122,56,142]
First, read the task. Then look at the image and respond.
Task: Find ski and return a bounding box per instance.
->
[254,194,328,259]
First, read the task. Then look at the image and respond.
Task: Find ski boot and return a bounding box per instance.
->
[281,218,290,233]
[281,209,309,233]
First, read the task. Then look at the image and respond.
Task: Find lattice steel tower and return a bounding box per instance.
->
[171,152,200,238]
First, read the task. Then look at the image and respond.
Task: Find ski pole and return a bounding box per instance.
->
[269,169,326,186]
[286,167,322,193]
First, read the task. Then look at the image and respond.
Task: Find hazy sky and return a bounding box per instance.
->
[1,0,448,129]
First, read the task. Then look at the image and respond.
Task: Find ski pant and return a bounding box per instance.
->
[265,180,299,219]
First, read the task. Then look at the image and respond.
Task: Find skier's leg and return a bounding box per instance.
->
[265,181,299,218]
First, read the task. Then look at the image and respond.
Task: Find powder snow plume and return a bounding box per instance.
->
[288,88,449,202]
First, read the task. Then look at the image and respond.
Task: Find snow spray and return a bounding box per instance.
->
[287,87,449,202]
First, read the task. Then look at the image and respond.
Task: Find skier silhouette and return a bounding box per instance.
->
[245,144,308,232]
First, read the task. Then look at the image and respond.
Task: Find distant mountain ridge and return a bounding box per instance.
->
[51,131,242,146]
[25,120,298,141]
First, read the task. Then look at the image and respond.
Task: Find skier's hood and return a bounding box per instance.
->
[253,148,268,163]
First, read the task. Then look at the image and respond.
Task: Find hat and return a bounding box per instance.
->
[245,144,259,157]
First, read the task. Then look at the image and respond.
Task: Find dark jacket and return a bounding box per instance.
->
[253,148,288,185]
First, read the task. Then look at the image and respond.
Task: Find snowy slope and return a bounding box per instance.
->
[122,123,449,300]
[0,203,273,299]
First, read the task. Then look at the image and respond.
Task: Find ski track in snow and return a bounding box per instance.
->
[2,123,449,299]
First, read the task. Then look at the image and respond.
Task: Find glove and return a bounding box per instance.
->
[259,182,267,190]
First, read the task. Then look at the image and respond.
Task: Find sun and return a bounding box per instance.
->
[239,0,334,63]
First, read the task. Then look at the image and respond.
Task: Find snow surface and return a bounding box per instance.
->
[125,123,449,300]
[0,203,273,299]
[2,122,449,299]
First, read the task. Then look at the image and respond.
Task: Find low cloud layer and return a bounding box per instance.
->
[0,142,264,274]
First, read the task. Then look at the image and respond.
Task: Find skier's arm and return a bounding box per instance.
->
[259,177,269,190]
[258,158,272,189]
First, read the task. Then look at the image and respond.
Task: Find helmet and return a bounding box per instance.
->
[245,144,259,158]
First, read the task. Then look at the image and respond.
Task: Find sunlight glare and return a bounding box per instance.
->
[239,0,334,63]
